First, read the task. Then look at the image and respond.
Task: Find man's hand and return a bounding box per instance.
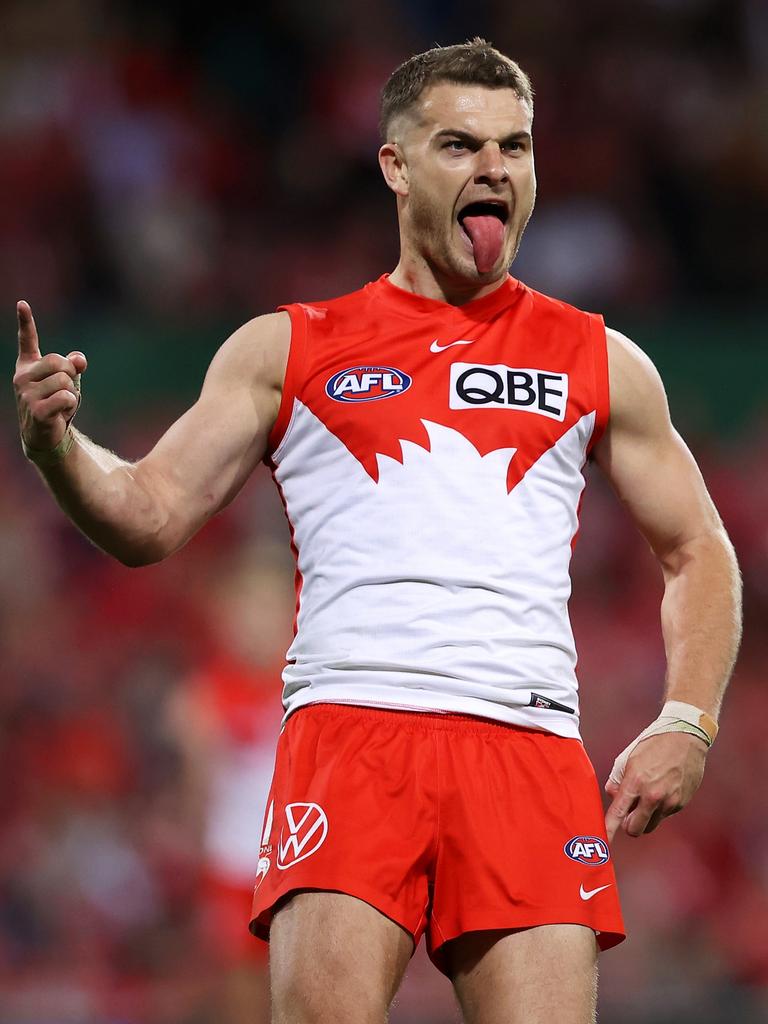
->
[13,300,87,451]
[604,731,707,841]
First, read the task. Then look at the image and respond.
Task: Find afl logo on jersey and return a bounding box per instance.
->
[564,836,611,865]
[326,366,412,403]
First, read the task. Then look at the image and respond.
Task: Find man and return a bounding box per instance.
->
[13,39,741,1024]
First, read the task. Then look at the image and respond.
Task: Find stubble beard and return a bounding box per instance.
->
[407,185,478,283]
[406,184,535,284]
[405,178,536,284]
[510,196,535,266]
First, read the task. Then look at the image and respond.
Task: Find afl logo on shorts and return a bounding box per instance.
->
[276,802,329,869]
[564,836,611,865]
[326,366,412,402]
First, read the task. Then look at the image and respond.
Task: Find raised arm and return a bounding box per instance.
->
[592,327,742,840]
[13,300,290,566]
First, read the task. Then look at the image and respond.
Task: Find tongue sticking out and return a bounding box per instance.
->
[462,214,505,274]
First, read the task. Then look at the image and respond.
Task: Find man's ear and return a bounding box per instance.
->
[378,142,409,197]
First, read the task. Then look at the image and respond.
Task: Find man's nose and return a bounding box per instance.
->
[473,142,508,185]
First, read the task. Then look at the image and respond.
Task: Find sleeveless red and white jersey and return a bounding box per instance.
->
[266,274,609,739]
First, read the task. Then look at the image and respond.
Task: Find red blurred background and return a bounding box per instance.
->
[1,1,766,1021]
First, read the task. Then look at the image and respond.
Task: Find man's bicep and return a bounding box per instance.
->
[135,312,289,551]
[598,422,721,562]
[593,329,723,564]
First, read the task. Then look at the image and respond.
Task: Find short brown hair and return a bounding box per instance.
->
[379,38,533,142]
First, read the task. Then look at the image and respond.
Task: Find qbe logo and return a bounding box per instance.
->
[449,363,568,420]
[326,366,412,403]
[564,835,611,865]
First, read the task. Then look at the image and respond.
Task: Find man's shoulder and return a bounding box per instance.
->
[516,279,603,326]
[596,323,664,403]
[211,310,292,396]
[278,278,379,322]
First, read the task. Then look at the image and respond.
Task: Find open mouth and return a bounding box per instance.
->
[457,201,509,229]
[457,201,509,273]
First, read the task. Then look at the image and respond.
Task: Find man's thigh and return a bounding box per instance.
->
[270,891,413,1024]
[447,924,598,1024]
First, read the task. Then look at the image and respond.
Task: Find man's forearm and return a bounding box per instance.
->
[31,427,167,566]
[659,526,742,720]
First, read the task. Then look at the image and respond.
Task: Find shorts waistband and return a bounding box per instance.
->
[290,700,557,737]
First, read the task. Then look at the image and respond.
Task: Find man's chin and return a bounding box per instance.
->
[451,239,513,282]
[456,254,509,283]
[425,241,510,288]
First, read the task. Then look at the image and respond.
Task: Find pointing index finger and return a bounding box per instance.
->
[605,785,640,842]
[17,300,41,360]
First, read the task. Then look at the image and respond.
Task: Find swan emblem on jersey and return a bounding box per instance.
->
[326,366,412,403]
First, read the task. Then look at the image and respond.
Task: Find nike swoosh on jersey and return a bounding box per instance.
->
[579,883,612,901]
[429,338,474,353]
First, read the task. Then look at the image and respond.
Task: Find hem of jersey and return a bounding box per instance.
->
[281,691,582,740]
[250,880,425,949]
[586,312,610,455]
[267,304,308,457]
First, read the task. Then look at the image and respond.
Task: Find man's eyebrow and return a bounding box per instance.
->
[434,128,532,146]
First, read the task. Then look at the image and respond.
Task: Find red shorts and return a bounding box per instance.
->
[250,703,625,971]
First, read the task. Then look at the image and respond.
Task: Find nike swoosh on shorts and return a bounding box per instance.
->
[579,883,612,901]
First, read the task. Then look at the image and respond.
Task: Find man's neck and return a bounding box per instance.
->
[388,255,508,307]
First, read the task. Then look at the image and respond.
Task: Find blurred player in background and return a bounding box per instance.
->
[13,38,741,1024]
[168,545,290,1024]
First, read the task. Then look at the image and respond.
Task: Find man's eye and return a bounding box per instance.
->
[503,141,522,152]
[445,140,466,151]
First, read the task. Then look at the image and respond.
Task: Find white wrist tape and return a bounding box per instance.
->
[608,701,718,787]
[22,425,75,467]
[21,372,81,468]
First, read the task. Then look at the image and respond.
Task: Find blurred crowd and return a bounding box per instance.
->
[0,0,766,321]
[1,0,767,1021]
